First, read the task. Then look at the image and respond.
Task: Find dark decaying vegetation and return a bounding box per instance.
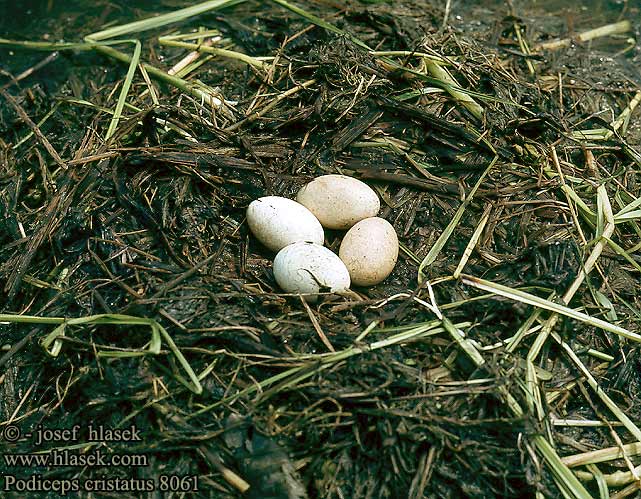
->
[1,0,641,497]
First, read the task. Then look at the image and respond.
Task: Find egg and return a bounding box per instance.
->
[339,217,398,286]
[273,242,350,302]
[247,196,324,252]
[296,174,380,229]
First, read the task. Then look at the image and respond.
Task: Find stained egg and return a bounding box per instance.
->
[296,174,380,229]
[273,242,350,302]
[338,217,398,286]
[247,196,324,252]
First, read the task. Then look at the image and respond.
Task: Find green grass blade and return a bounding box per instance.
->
[418,156,497,282]
[422,59,484,119]
[105,40,141,140]
[460,274,641,343]
[86,0,246,41]
[270,0,370,49]
[91,44,228,109]
[442,316,485,365]
[271,0,485,117]
[534,436,593,499]
[554,331,641,441]
[614,209,641,222]
[1,313,200,394]
[156,323,203,394]
[158,38,268,70]
[603,236,641,273]
[188,320,450,418]
[615,193,641,216]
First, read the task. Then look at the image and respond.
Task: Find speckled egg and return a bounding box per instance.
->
[338,217,398,286]
[296,175,380,229]
[273,242,350,302]
[247,196,324,252]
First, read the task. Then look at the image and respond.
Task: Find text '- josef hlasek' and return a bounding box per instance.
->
[32,424,142,445]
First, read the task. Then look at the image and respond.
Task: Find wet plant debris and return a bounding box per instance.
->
[1,0,641,497]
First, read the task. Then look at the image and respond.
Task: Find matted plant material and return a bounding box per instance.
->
[1,0,641,497]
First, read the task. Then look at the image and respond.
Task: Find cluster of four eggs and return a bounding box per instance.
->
[247,175,399,301]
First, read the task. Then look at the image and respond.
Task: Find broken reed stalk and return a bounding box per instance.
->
[198,446,251,493]
[574,466,641,488]
[514,23,535,75]
[90,44,230,110]
[605,90,641,140]
[1,0,248,137]
[525,151,616,364]
[535,20,632,51]
[421,59,484,119]
[555,331,641,442]
[168,37,218,76]
[453,203,491,278]
[158,36,271,71]
[563,443,641,472]
[610,482,641,499]
[572,89,641,141]
[1,88,66,167]
[0,38,231,124]
[0,37,145,139]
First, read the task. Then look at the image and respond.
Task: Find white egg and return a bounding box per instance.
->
[296,174,380,229]
[247,196,324,252]
[339,217,398,286]
[273,242,350,302]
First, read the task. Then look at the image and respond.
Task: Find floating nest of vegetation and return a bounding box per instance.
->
[1,1,641,497]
